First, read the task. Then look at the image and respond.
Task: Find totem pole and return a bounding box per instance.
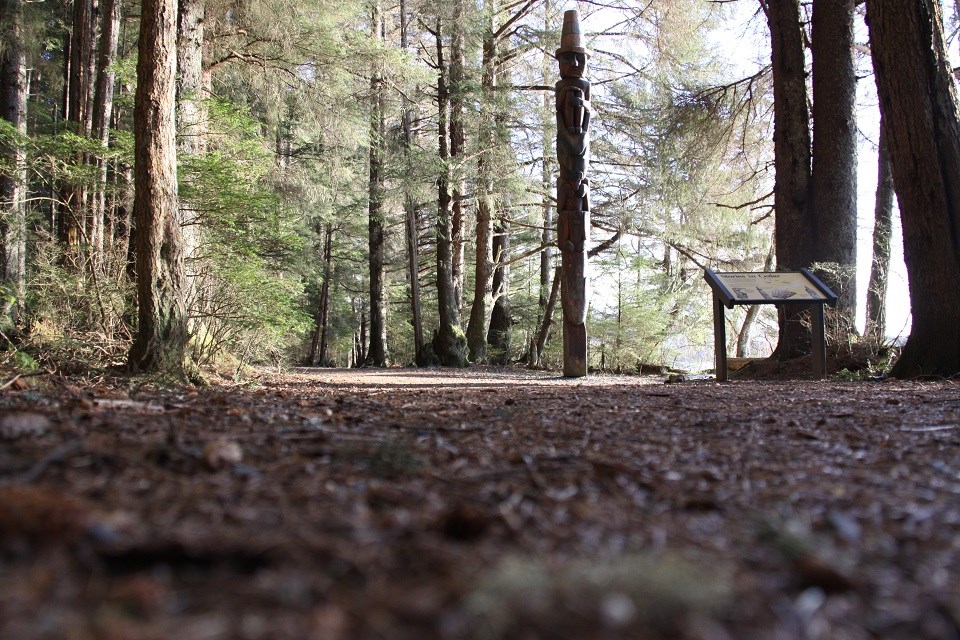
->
[556,10,590,377]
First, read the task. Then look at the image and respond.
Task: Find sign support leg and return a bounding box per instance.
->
[812,303,826,380]
[713,294,728,382]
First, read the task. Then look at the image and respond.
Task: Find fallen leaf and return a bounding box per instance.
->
[0,412,51,440]
[203,440,243,470]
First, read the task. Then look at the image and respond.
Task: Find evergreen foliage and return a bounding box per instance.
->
[0,0,936,376]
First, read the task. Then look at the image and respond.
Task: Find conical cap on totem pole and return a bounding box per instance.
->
[556,9,587,57]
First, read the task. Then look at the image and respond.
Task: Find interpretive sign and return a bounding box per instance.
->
[704,268,838,381]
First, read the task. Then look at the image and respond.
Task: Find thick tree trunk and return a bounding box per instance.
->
[366,2,388,367]
[400,0,424,364]
[90,0,122,261]
[487,217,511,364]
[811,0,858,339]
[867,0,960,377]
[865,124,894,343]
[766,0,815,359]
[0,0,28,324]
[128,0,192,376]
[433,18,468,367]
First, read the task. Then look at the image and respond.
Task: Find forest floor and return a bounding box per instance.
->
[0,366,958,640]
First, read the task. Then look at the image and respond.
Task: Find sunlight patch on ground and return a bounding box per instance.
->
[291,367,662,388]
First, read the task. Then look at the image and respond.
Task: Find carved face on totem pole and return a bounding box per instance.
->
[558,50,587,79]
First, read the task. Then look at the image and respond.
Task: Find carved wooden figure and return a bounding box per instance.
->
[556,10,590,377]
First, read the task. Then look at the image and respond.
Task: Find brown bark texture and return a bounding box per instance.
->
[811,0,858,336]
[128,0,191,374]
[867,0,960,377]
[766,0,815,359]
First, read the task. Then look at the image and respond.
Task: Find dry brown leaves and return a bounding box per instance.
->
[0,367,958,639]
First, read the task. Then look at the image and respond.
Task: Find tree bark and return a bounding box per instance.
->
[366,1,388,367]
[60,0,98,249]
[433,17,468,367]
[736,242,775,357]
[811,0,858,339]
[864,124,894,342]
[766,0,815,359]
[487,216,511,364]
[449,0,466,310]
[400,0,424,364]
[533,265,561,364]
[0,0,27,324]
[128,0,192,376]
[866,0,960,377]
[308,222,334,366]
[90,0,122,261]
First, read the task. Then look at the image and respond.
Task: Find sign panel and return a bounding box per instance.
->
[704,268,837,308]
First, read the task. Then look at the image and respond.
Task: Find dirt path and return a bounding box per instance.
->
[1,367,958,639]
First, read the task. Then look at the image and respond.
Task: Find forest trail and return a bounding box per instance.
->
[1,368,958,639]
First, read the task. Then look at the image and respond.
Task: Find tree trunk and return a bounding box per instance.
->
[766,0,815,359]
[177,0,206,158]
[866,0,960,377]
[811,0,858,339]
[433,17,468,367]
[176,0,205,234]
[534,265,561,365]
[366,1,388,367]
[90,0,122,262]
[0,0,27,324]
[449,0,466,310]
[400,0,424,364]
[308,222,334,366]
[466,6,499,363]
[60,0,98,250]
[128,0,192,376]
[736,242,775,357]
[864,124,895,342]
[538,0,554,339]
[487,217,511,364]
